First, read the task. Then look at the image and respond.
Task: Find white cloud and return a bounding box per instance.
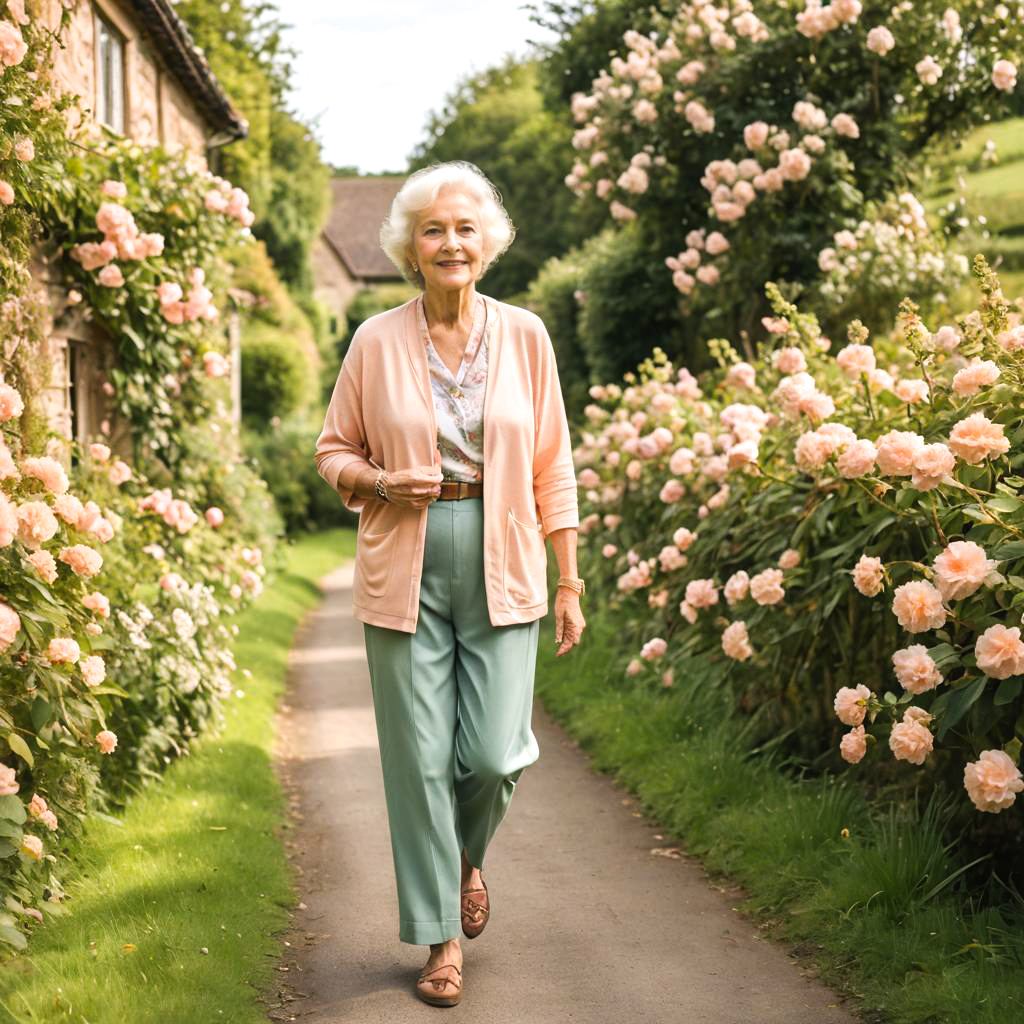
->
[280,1,556,173]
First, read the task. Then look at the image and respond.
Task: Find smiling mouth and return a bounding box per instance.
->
[437,260,467,267]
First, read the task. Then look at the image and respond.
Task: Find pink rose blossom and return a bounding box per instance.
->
[724,570,749,604]
[16,501,58,549]
[891,580,947,633]
[875,430,925,476]
[27,549,58,583]
[0,600,21,652]
[97,264,125,288]
[602,543,618,558]
[0,382,24,421]
[866,25,894,55]
[19,834,42,859]
[659,478,685,503]
[52,492,83,525]
[840,725,867,764]
[851,554,884,597]
[96,730,118,754]
[108,460,132,485]
[836,438,876,478]
[948,413,1010,465]
[910,443,955,491]
[773,347,806,374]
[82,591,110,618]
[14,136,33,161]
[892,645,942,694]
[641,637,667,660]
[722,620,753,661]
[778,548,801,570]
[205,506,224,527]
[100,180,127,199]
[974,625,1024,680]
[21,455,69,494]
[685,578,719,608]
[964,750,1023,812]
[672,527,695,551]
[750,567,784,605]
[58,544,103,577]
[932,540,997,601]
[626,658,643,677]
[889,718,933,765]
[0,179,13,205]
[835,343,876,379]
[80,655,106,686]
[834,684,871,726]
[991,59,1017,92]
[893,379,928,404]
[952,359,1000,397]
[46,637,80,664]
[89,443,111,462]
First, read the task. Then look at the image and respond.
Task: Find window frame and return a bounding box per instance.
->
[94,6,127,134]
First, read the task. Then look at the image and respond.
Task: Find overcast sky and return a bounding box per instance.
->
[279,2,557,174]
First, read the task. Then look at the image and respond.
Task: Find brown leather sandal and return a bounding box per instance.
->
[461,877,489,939]
[416,961,463,1007]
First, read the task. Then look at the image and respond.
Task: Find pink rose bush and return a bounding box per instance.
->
[572,259,1024,814]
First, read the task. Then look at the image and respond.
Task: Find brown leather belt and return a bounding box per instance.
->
[436,479,483,500]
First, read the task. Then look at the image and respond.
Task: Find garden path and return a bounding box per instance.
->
[267,560,860,1023]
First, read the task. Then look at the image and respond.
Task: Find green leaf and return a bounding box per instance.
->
[993,679,1023,706]
[986,496,1022,514]
[4,733,33,769]
[937,677,988,741]
[0,821,22,840]
[30,697,51,733]
[0,796,26,824]
[993,541,1024,559]
[87,684,130,699]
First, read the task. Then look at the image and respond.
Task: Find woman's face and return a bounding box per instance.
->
[408,189,484,293]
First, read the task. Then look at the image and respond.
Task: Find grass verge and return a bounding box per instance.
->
[534,607,1024,1024]
[0,528,354,1024]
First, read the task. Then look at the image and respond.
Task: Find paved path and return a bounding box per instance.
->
[267,562,860,1022]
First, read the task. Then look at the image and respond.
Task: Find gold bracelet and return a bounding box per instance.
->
[557,576,585,596]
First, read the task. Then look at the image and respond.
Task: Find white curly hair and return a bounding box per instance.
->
[379,161,516,288]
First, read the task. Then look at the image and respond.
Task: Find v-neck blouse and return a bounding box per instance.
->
[416,293,489,483]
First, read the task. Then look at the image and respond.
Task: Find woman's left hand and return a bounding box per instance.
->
[553,588,586,656]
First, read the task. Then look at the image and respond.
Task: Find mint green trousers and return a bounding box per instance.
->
[362,496,541,945]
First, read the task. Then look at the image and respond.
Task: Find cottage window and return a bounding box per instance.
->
[95,11,126,133]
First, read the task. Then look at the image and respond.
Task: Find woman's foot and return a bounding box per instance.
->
[416,938,463,1006]
[460,847,489,938]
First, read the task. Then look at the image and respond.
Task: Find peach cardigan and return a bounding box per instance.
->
[314,294,579,633]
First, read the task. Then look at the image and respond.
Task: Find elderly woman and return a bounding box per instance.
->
[314,160,586,1007]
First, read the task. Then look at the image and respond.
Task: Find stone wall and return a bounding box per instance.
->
[43,0,210,159]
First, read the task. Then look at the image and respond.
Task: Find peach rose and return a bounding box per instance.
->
[26,549,58,584]
[16,501,58,549]
[0,382,25,421]
[721,620,753,661]
[108,460,132,485]
[835,343,876,379]
[0,600,21,652]
[673,527,695,550]
[889,718,933,765]
[0,763,18,796]
[58,544,103,577]
[96,729,118,754]
[89,443,111,462]
[0,492,16,545]
[772,347,806,374]
[82,591,110,618]
[840,725,867,764]
[724,570,749,604]
[778,548,801,570]
[948,413,1010,465]
[891,580,947,633]
[891,645,943,694]
[910,442,955,491]
[80,655,106,686]
[851,554,884,597]
[875,430,925,476]
[19,835,42,860]
[932,540,997,601]
[52,493,84,525]
[952,359,1000,397]
[750,567,785,605]
[836,438,876,478]
[21,455,69,495]
[685,578,719,608]
[834,683,871,726]
[974,624,1024,680]
[964,749,1023,812]
[641,637,667,660]
[893,379,929,404]
[46,637,81,664]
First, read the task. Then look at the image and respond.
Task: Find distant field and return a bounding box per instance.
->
[922,116,1024,304]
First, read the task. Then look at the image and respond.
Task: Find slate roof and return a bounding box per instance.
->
[128,0,248,141]
[322,176,405,280]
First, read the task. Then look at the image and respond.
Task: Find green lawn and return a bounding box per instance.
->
[0,529,355,1024]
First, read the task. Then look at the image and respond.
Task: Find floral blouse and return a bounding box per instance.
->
[416,293,490,483]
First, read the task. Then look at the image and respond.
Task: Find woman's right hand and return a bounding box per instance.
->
[380,449,443,509]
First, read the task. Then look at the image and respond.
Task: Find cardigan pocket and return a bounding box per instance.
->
[355,521,398,598]
[502,508,546,608]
